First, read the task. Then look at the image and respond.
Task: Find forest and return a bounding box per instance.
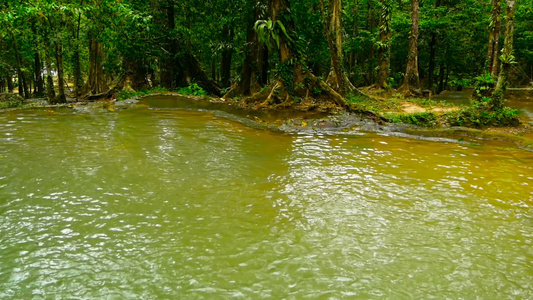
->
[0,0,532,126]
[2,1,533,298]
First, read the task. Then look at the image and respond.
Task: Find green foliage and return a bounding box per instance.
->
[346,93,402,113]
[0,0,531,114]
[254,19,295,50]
[274,61,296,94]
[389,112,439,127]
[178,83,207,96]
[473,72,496,99]
[385,77,397,89]
[0,93,23,109]
[259,85,269,93]
[151,86,169,93]
[449,78,471,89]
[446,101,520,128]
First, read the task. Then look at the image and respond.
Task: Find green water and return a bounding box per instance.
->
[0,102,532,298]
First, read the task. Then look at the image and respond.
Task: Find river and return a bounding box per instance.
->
[0,97,532,298]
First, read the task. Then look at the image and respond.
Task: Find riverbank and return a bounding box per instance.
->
[137,92,533,152]
[2,91,533,151]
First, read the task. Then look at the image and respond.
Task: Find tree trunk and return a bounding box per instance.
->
[10,32,29,98]
[211,59,216,82]
[321,0,346,94]
[259,46,269,86]
[256,0,349,108]
[427,0,441,91]
[398,0,420,94]
[29,76,33,95]
[349,0,359,80]
[160,0,176,88]
[221,24,234,88]
[54,41,67,103]
[427,33,437,91]
[223,5,262,98]
[44,47,56,100]
[492,0,516,109]
[377,0,392,88]
[6,71,14,93]
[157,0,220,95]
[487,0,502,77]
[367,1,375,85]
[73,0,84,99]
[123,58,149,91]
[83,34,108,95]
[34,53,44,97]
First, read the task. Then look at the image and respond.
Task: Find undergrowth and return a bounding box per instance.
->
[0,94,24,109]
[386,112,439,127]
[346,93,402,113]
[446,101,520,127]
[117,84,208,101]
[177,83,207,96]
[444,74,520,128]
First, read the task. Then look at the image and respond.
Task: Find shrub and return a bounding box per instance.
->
[446,103,520,128]
[0,93,24,108]
[178,83,207,96]
[390,112,439,127]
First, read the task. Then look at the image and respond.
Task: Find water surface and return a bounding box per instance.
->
[0,104,532,298]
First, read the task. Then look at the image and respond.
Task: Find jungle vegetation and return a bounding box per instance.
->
[0,0,531,124]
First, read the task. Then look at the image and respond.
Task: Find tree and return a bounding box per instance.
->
[398,0,420,94]
[487,0,502,77]
[320,0,348,94]
[223,2,269,98]
[491,0,517,109]
[376,0,392,89]
[154,0,220,95]
[254,0,349,108]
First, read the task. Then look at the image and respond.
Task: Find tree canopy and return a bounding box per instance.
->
[0,0,531,101]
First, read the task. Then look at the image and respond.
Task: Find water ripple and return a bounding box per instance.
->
[0,108,531,298]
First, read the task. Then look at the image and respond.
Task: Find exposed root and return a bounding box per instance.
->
[257,81,283,108]
[397,83,422,97]
[276,93,294,108]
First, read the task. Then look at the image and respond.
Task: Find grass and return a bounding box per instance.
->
[386,112,439,127]
[346,93,403,113]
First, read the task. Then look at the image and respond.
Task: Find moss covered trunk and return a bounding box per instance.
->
[377,0,392,89]
[487,0,502,77]
[491,0,516,109]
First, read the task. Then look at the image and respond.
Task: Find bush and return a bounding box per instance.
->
[446,103,520,128]
[178,83,207,96]
[472,72,496,100]
[389,112,439,127]
[0,93,24,108]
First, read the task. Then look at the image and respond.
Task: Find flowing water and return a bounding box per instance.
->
[0,98,532,299]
